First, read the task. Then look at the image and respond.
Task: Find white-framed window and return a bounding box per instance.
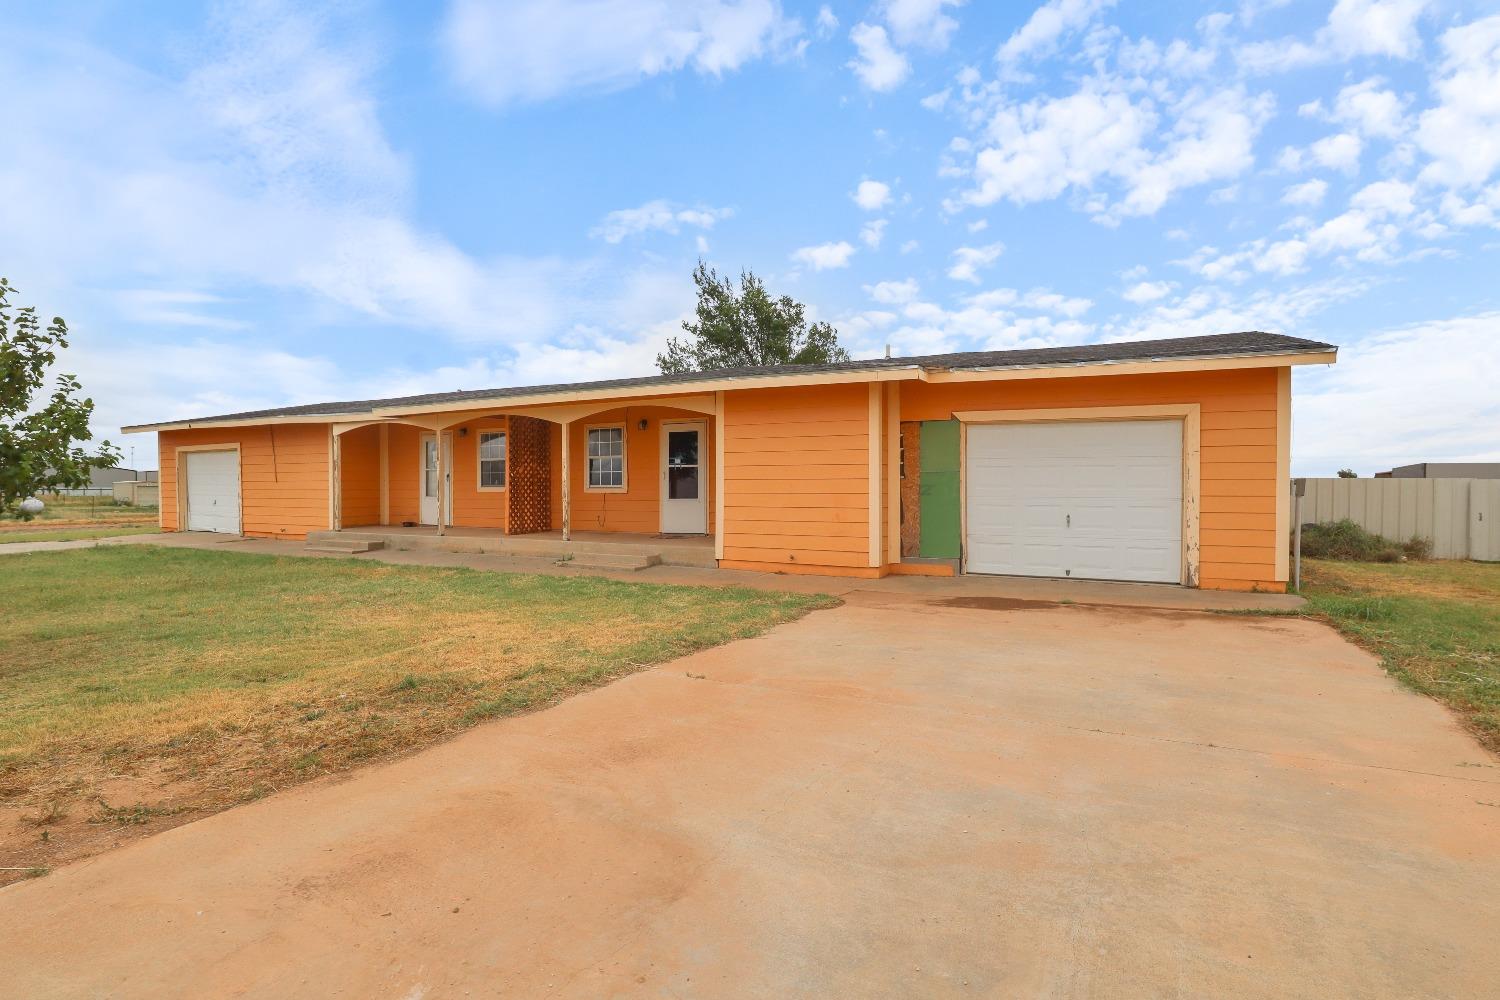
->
[477,431,507,490]
[586,424,626,490]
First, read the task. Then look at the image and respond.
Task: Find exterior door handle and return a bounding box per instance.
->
[1066,513,1070,527]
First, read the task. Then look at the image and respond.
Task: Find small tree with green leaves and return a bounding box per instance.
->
[0,278,120,519]
[657,262,851,374]
[1337,468,1358,478]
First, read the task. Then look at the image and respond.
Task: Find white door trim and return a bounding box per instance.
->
[956,404,1201,586]
[418,432,454,526]
[659,419,708,535]
[177,444,243,535]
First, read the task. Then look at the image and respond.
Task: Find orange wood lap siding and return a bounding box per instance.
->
[159,424,330,539]
[386,424,421,526]
[900,367,1285,591]
[447,417,507,531]
[721,383,871,570]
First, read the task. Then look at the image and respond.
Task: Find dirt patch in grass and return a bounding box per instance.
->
[1298,558,1500,753]
[0,546,837,882]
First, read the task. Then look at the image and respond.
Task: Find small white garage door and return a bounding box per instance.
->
[184,450,241,534]
[966,420,1182,584]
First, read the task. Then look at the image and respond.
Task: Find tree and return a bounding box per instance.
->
[657,262,851,374]
[1,278,120,519]
[1337,468,1358,478]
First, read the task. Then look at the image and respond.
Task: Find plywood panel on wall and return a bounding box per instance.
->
[159,424,330,540]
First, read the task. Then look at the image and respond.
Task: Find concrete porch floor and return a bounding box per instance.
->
[10,531,1304,613]
[316,524,718,568]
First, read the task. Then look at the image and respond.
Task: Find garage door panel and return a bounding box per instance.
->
[965,421,1182,584]
[184,450,241,534]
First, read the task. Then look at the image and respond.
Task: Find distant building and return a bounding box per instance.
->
[1374,462,1500,479]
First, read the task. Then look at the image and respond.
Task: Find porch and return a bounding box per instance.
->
[306,525,717,570]
[328,398,719,561]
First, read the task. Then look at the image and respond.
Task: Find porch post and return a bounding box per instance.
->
[435,430,446,537]
[330,428,342,531]
[560,419,572,542]
[378,424,390,526]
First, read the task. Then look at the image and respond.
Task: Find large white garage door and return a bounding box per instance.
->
[184,450,241,534]
[966,420,1182,583]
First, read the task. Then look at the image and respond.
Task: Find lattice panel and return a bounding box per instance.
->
[507,415,552,535]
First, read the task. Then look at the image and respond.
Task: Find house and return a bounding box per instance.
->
[122,331,1336,592]
[1374,463,1500,479]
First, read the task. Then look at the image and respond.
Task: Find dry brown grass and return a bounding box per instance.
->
[0,546,835,879]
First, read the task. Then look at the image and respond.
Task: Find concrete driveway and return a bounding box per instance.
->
[2,595,1496,998]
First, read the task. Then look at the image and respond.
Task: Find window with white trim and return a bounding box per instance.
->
[586,425,625,489]
[477,431,507,489]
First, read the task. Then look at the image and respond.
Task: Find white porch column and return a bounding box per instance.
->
[560,419,572,542]
[435,430,447,537]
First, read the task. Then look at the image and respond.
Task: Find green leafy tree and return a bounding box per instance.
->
[0,278,120,519]
[1337,468,1358,478]
[657,262,851,374]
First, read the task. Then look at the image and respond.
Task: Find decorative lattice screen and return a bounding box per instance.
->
[506,415,552,535]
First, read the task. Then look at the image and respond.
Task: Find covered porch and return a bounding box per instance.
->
[327,394,721,559]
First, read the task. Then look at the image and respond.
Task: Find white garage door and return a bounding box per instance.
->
[184,450,241,534]
[966,420,1182,584]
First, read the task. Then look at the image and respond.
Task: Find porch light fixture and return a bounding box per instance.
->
[637,418,648,430]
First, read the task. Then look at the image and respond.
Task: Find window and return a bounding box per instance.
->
[586,425,625,489]
[478,431,507,489]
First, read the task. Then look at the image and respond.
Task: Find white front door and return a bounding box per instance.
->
[660,420,707,534]
[419,433,453,526]
[965,419,1183,583]
[183,449,241,534]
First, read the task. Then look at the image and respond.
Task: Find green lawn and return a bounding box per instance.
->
[0,525,160,544]
[0,546,835,819]
[1300,558,1500,751]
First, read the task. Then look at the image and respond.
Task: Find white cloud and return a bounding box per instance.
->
[1257,238,1309,275]
[853,179,893,210]
[967,219,989,233]
[848,22,910,91]
[1122,280,1173,303]
[860,219,889,248]
[440,0,802,106]
[957,82,1271,220]
[1283,179,1329,206]
[1331,78,1409,138]
[1295,311,1500,474]
[947,241,1005,282]
[590,200,732,243]
[866,278,921,303]
[791,240,856,270]
[1310,132,1364,173]
[959,85,1154,207]
[1239,0,1430,72]
[1416,15,1500,189]
[816,4,838,35]
[997,0,1117,67]
[1351,179,1416,217]
[881,0,965,51]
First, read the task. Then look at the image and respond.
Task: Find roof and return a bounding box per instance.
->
[124,330,1335,432]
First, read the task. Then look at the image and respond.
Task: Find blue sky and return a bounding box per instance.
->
[3,0,1498,475]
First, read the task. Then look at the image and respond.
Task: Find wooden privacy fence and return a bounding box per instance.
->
[1296,477,1500,560]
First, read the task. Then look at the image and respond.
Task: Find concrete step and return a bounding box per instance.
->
[559,552,662,572]
[305,538,386,554]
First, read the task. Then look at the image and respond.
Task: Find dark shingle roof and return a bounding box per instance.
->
[126,331,1335,429]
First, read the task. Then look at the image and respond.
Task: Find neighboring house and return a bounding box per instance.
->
[123,331,1336,592]
[1375,463,1500,479]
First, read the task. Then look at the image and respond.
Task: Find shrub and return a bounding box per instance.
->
[1298,519,1432,563]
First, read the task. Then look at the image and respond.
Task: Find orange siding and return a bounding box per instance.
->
[548,407,715,535]
[387,424,421,525]
[900,367,1285,591]
[721,383,870,570]
[448,417,508,531]
[338,425,381,527]
[159,424,329,540]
